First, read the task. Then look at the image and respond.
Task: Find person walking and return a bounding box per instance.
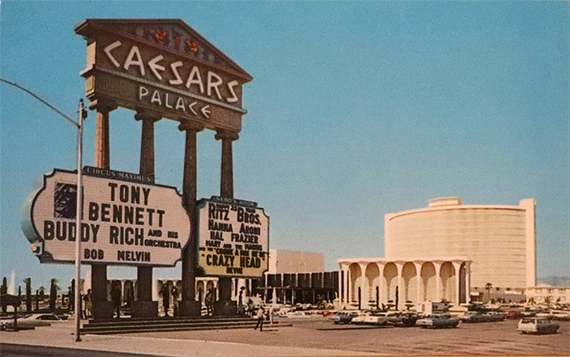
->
[254,305,264,331]
[111,285,121,319]
[161,283,170,317]
[204,289,214,316]
[83,289,92,319]
[171,286,179,317]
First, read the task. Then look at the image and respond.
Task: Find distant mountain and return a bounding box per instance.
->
[537,276,570,286]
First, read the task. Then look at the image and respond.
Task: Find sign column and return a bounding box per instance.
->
[132,109,161,318]
[90,99,116,320]
[178,121,204,317]
[214,129,239,315]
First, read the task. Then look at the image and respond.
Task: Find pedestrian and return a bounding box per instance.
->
[83,289,92,319]
[204,289,214,316]
[171,286,179,317]
[161,283,170,317]
[247,298,254,317]
[254,305,264,331]
[111,285,121,319]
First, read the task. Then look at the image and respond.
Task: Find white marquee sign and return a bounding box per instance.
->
[21,168,190,266]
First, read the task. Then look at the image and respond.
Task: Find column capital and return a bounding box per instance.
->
[88,97,118,112]
[178,121,205,133]
[215,129,239,141]
[135,109,162,122]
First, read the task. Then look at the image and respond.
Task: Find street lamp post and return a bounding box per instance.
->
[74,99,86,341]
[0,78,86,342]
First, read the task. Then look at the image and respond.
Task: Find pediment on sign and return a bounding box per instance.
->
[75,19,252,82]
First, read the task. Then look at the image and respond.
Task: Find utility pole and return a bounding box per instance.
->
[0,77,86,342]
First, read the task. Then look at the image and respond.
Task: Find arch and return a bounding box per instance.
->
[401,262,418,303]
[440,262,456,303]
[196,280,205,304]
[206,280,216,301]
[365,263,380,307]
[420,262,437,301]
[383,263,398,303]
[348,263,362,305]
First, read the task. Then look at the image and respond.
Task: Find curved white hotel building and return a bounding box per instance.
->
[338,197,536,308]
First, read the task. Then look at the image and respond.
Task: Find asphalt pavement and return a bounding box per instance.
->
[0,318,374,357]
[2,316,569,357]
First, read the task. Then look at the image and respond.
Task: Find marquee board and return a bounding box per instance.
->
[197,196,269,277]
[21,167,190,266]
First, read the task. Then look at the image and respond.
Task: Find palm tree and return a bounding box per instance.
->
[23,278,32,312]
[485,282,493,303]
[49,278,60,312]
[1,277,7,313]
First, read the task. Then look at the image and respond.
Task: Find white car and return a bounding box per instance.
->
[544,311,570,321]
[364,312,400,325]
[363,312,390,325]
[350,313,370,324]
[518,318,559,334]
[416,314,459,328]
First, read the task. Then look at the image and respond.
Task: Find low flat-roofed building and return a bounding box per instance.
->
[268,249,324,274]
[526,285,570,305]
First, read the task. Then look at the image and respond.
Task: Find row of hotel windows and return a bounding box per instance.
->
[532,288,567,294]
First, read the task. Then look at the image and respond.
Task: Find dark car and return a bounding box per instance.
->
[396,312,420,327]
[330,311,358,324]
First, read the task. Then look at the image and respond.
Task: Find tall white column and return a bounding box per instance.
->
[434,262,442,301]
[415,262,423,302]
[452,261,462,306]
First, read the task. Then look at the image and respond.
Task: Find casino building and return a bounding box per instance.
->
[338,197,536,309]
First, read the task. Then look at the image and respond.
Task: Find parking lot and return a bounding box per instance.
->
[130,316,570,356]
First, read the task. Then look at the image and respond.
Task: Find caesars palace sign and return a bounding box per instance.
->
[74,19,253,132]
[20,20,269,276]
[21,168,191,266]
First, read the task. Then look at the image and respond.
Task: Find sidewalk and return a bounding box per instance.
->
[1,319,376,356]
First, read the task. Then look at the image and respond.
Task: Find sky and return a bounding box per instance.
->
[0,1,568,291]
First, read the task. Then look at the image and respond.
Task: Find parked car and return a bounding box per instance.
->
[506,310,523,319]
[363,312,395,325]
[350,313,370,325]
[458,311,488,323]
[517,318,560,334]
[416,314,459,328]
[329,311,358,324]
[393,312,419,327]
[484,311,505,321]
[550,310,570,321]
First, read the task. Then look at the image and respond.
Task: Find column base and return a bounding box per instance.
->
[131,301,158,318]
[92,301,114,320]
[214,300,237,316]
[178,300,201,317]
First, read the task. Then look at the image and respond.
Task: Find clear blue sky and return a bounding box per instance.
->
[1,1,568,291]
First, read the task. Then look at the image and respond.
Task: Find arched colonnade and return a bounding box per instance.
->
[338,258,471,309]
